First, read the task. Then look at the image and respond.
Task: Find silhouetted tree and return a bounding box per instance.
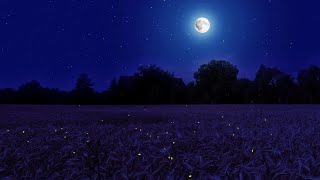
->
[186,82,196,103]
[17,80,48,104]
[171,77,187,104]
[133,65,179,104]
[233,78,254,104]
[275,74,295,103]
[298,65,320,103]
[3,60,320,104]
[0,88,17,104]
[117,76,135,104]
[254,65,281,103]
[253,65,300,103]
[72,73,96,104]
[106,78,119,104]
[194,60,239,103]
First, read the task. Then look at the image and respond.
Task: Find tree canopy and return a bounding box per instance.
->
[1,61,320,104]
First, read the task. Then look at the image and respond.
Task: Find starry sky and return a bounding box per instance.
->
[1,0,320,91]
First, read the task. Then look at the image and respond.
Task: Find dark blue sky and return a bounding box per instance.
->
[1,0,320,91]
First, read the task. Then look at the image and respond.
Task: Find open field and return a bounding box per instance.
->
[1,105,320,179]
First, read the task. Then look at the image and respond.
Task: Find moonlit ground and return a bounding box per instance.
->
[1,105,320,179]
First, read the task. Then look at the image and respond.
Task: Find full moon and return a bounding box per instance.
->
[195,17,210,33]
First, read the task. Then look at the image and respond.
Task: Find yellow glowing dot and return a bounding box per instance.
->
[170,157,174,160]
[189,175,192,178]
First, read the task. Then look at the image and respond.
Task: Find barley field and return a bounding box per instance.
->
[1,105,320,179]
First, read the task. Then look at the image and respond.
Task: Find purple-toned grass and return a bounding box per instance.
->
[1,105,320,179]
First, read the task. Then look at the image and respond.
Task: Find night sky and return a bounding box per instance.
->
[1,0,320,91]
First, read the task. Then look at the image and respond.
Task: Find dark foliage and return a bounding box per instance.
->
[71,73,97,104]
[194,60,239,104]
[1,60,320,104]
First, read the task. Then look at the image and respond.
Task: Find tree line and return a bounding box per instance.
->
[1,60,320,104]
